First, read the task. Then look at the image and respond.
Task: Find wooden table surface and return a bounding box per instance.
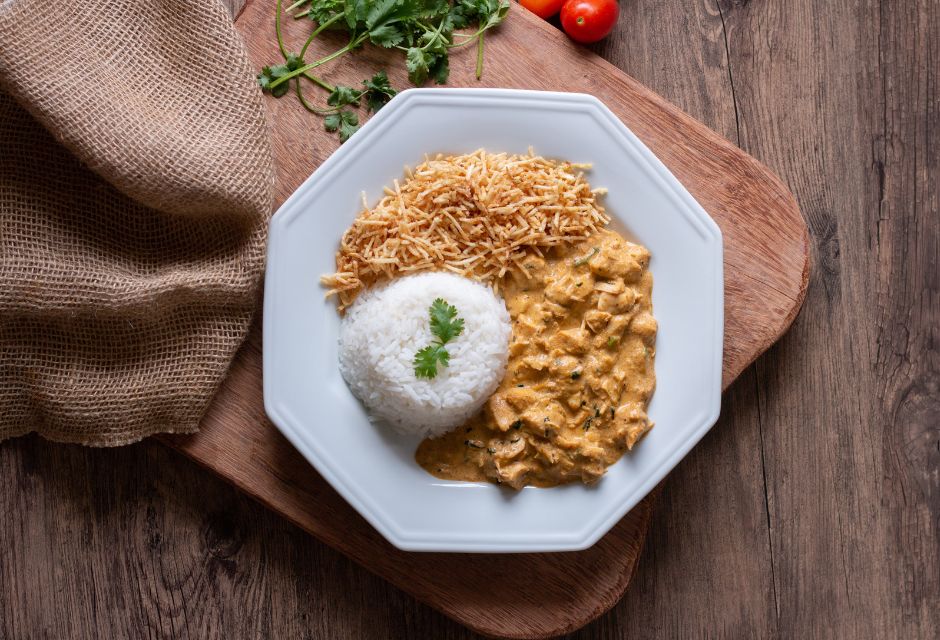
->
[2,0,936,637]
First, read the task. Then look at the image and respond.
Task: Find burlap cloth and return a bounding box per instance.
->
[0,0,274,445]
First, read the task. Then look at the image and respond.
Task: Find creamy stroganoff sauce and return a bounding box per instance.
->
[416,229,656,488]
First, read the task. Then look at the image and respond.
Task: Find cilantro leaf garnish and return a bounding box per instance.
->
[368,22,405,47]
[326,85,361,107]
[323,109,359,142]
[300,0,344,24]
[413,298,464,379]
[362,71,396,112]
[413,344,447,378]
[405,46,432,85]
[430,55,450,84]
[429,298,465,343]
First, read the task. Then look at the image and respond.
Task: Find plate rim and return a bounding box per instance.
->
[263,88,724,552]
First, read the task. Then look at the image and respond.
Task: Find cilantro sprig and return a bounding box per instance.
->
[259,0,510,143]
[413,298,465,379]
[323,110,360,142]
[314,71,396,141]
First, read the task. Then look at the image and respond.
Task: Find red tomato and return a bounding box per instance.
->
[519,0,567,19]
[560,0,620,43]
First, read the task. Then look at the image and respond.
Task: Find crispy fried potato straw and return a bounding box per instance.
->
[321,149,610,310]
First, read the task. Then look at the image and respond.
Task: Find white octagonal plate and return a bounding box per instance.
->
[263,89,723,552]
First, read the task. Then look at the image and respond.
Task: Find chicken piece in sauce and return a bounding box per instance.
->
[416,229,656,489]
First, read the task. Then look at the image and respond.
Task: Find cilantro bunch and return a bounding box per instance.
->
[258,0,510,143]
[413,298,465,379]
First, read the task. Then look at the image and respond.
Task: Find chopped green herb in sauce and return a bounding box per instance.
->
[573,247,599,266]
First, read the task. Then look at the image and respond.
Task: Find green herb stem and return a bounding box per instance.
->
[573,247,599,266]
[447,34,479,48]
[275,0,288,60]
[300,12,345,59]
[421,17,447,50]
[295,79,340,115]
[269,36,367,91]
[476,31,484,80]
[303,72,334,93]
[447,25,493,49]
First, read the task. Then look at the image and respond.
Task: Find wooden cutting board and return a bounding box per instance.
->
[162,2,810,638]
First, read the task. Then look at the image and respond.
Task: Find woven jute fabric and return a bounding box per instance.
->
[0,0,274,445]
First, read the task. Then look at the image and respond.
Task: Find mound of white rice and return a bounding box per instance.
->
[338,272,511,438]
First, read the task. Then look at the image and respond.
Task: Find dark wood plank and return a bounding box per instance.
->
[718,0,940,636]
[597,1,940,637]
[0,435,480,639]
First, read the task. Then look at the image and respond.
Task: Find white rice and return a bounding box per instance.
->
[338,272,511,438]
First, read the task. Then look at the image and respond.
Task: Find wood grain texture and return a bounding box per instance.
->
[154,0,808,637]
[2,0,936,639]
[721,0,940,635]
[162,330,657,639]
